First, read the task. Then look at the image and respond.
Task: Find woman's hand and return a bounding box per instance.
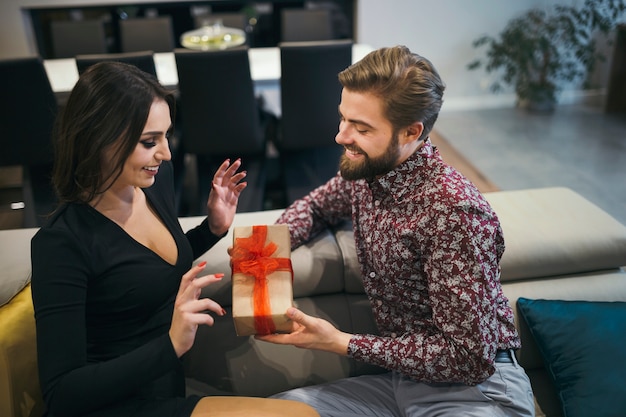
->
[206,159,247,236]
[169,262,226,357]
[256,307,353,356]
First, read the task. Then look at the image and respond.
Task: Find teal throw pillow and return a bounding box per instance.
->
[517,298,626,417]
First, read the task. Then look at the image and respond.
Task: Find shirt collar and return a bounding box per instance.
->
[367,138,437,201]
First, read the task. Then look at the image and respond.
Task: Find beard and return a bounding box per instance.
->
[339,132,400,180]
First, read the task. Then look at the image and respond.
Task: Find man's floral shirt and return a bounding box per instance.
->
[276,140,520,385]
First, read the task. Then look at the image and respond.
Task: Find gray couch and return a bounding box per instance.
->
[2,187,626,417]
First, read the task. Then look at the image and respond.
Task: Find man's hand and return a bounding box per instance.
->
[256,307,353,356]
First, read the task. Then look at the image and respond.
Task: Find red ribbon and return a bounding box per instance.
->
[231,225,293,335]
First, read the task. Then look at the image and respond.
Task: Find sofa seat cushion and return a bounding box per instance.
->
[184,294,372,397]
[517,298,626,417]
[484,187,626,282]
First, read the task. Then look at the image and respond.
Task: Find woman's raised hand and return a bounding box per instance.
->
[206,159,247,236]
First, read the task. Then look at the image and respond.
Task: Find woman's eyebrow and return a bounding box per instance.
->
[140,130,163,136]
[141,126,172,137]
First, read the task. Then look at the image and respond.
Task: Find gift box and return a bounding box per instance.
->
[231,224,294,336]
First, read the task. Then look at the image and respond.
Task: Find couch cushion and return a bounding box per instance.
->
[0,228,38,307]
[517,298,626,417]
[184,294,361,397]
[333,221,364,294]
[484,187,626,281]
[502,269,626,371]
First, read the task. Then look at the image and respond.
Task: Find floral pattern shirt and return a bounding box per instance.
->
[276,140,520,385]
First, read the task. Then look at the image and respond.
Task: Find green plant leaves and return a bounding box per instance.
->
[468,0,626,106]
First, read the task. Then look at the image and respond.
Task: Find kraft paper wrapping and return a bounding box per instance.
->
[231,224,293,336]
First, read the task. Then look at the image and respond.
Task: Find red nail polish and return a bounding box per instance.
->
[221,308,227,316]
[215,273,224,279]
[198,261,207,268]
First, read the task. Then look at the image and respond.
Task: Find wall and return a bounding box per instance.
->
[355,0,623,109]
[1,0,623,110]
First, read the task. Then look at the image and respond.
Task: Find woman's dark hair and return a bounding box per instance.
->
[338,45,445,140]
[52,61,176,204]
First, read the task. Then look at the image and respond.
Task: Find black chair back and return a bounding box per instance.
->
[0,57,58,226]
[174,47,268,213]
[278,40,352,202]
[75,51,157,76]
[0,57,56,168]
[175,47,265,155]
[281,9,334,42]
[279,40,351,151]
[50,19,108,59]
[119,17,175,53]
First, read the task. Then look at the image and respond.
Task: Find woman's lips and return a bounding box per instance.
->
[143,166,159,176]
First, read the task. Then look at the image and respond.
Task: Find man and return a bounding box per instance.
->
[258,46,535,416]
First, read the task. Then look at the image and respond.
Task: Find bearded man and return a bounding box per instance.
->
[258,45,535,417]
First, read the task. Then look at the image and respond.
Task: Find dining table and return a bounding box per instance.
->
[43,44,374,117]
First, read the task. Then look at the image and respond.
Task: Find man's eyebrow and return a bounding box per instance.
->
[338,106,375,130]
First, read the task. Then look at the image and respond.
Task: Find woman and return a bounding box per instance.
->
[30,62,317,417]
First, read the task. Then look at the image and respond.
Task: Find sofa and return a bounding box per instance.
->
[2,186,626,417]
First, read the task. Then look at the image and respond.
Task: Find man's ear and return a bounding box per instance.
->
[402,121,424,145]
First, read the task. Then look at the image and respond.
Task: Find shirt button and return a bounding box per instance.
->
[366,237,371,243]
[391,332,397,338]
[377,300,383,306]
[369,272,376,278]
[374,200,380,206]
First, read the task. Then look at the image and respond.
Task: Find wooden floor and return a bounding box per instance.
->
[435,103,626,226]
[430,130,499,193]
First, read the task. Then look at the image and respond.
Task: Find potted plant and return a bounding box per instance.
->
[467,0,625,112]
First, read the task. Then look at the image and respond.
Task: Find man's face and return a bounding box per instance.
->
[335,89,400,180]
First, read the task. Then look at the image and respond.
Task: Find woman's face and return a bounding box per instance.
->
[109,99,172,191]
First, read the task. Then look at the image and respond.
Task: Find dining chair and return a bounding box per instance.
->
[280,8,334,42]
[277,40,352,203]
[0,56,58,227]
[75,50,157,76]
[174,47,270,214]
[49,19,108,58]
[119,16,175,53]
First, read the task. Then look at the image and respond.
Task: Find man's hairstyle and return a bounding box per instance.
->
[338,45,445,140]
